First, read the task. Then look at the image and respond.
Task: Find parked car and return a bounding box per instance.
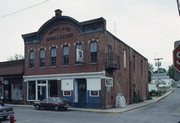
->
[34,97,70,111]
[0,102,14,120]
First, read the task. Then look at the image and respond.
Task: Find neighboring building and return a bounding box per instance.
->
[0,9,148,108]
[0,60,24,103]
[151,73,172,87]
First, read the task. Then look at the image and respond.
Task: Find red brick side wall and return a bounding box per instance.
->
[104,32,148,105]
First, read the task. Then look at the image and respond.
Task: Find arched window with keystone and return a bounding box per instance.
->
[90,41,97,63]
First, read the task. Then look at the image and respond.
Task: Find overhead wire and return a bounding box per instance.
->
[0,0,49,19]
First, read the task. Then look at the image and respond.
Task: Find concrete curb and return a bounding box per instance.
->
[6,90,173,114]
[69,90,174,113]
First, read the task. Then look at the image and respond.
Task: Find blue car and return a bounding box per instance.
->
[0,102,14,120]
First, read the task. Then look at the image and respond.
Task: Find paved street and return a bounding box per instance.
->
[2,89,180,123]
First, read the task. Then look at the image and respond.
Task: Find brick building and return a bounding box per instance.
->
[0,60,24,103]
[0,9,148,108]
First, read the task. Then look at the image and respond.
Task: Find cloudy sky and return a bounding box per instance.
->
[0,0,180,69]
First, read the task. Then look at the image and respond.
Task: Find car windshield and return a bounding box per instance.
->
[42,97,63,103]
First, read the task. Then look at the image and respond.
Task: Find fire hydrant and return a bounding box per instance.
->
[10,115,15,123]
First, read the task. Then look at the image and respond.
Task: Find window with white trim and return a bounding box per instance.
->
[28,81,36,100]
[50,47,56,66]
[63,91,71,96]
[29,50,35,68]
[90,41,97,63]
[62,45,69,65]
[76,43,83,63]
[39,49,45,67]
[90,90,99,97]
[123,50,127,69]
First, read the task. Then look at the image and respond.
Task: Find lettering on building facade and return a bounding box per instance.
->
[46,25,74,41]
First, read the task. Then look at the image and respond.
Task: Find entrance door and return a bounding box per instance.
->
[38,86,46,100]
[78,79,86,107]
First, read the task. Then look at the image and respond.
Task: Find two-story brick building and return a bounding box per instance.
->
[0,60,24,103]
[0,9,148,108]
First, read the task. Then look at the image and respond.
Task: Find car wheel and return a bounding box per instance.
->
[2,116,8,120]
[54,105,59,111]
[35,104,40,110]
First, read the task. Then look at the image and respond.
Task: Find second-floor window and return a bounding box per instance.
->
[133,55,135,72]
[39,49,45,67]
[90,41,97,63]
[29,50,35,68]
[76,43,83,63]
[123,50,127,69]
[62,45,69,65]
[141,59,143,74]
[107,45,112,64]
[51,47,56,66]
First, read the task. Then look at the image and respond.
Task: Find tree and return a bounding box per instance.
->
[7,54,24,61]
[154,68,166,73]
[148,63,154,82]
[167,65,174,80]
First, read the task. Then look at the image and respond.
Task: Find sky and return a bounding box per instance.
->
[0,0,180,70]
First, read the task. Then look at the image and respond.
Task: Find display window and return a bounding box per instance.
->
[28,81,36,100]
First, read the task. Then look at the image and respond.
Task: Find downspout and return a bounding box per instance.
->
[128,48,132,104]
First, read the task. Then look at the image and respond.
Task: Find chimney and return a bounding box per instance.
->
[55,9,62,16]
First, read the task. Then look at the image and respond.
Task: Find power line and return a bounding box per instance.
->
[0,0,49,19]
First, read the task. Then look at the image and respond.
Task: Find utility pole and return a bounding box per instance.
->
[154,58,163,96]
[177,0,180,16]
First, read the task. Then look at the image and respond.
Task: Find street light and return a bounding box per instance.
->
[154,58,163,96]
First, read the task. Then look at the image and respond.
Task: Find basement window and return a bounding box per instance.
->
[90,90,99,97]
[63,91,71,96]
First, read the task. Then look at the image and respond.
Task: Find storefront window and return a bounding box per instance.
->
[28,81,36,100]
[11,84,22,100]
[0,85,3,99]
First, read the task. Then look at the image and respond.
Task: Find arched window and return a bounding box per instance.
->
[39,49,45,67]
[29,50,35,68]
[62,45,69,65]
[76,43,83,63]
[50,47,56,66]
[90,41,97,63]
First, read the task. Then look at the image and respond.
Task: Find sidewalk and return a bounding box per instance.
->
[8,90,173,113]
[69,90,173,113]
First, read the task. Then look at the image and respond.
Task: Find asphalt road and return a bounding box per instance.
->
[2,88,180,123]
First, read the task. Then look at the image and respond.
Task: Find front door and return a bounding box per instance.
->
[38,86,46,101]
[78,79,86,107]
